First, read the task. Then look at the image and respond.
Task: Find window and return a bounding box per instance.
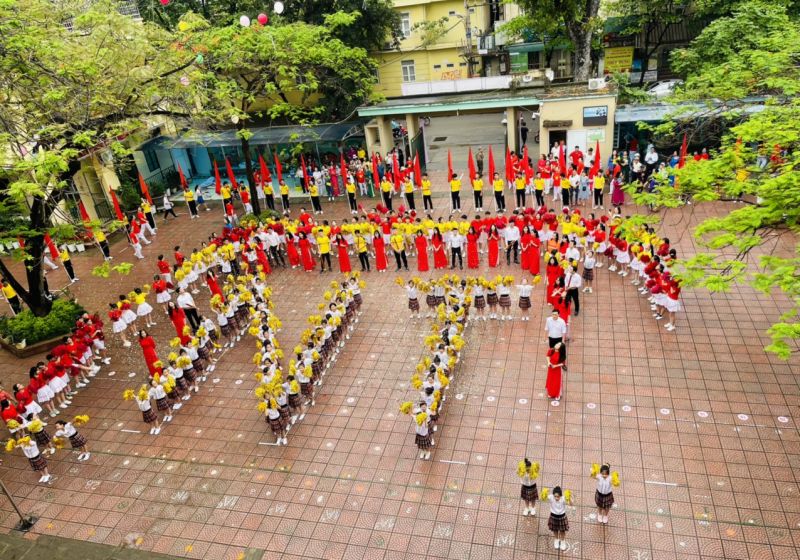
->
[446,63,455,68]
[401,60,416,82]
[400,12,411,38]
[459,62,467,67]
[449,10,456,16]
[433,64,442,70]
[143,149,159,173]
[528,51,542,70]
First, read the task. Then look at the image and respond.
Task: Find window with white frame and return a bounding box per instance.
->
[400,12,411,38]
[401,60,416,82]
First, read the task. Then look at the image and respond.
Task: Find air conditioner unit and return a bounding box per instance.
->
[521,74,534,83]
[588,78,606,90]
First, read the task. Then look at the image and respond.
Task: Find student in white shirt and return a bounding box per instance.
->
[594,464,615,524]
[504,222,520,265]
[516,278,533,321]
[448,231,464,270]
[545,309,567,349]
[564,265,583,316]
[582,250,596,293]
[546,486,571,551]
[406,281,421,319]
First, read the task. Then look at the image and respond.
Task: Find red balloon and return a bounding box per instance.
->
[257,13,268,25]
[159,0,169,5]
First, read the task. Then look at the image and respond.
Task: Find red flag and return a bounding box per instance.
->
[17,237,25,249]
[505,148,514,182]
[371,154,380,189]
[213,160,222,195]
[558,143,567,176]
[44,233,59,260]
[300,155,310,192]
[488,146,496,180]
[259,155,272,184]
[413,153,422,187]
[522,146,533,181]
[273,154,283,184]
[177,164,189,190]
[447,150,453,180]
[467,147,477,181]
[224,158,238,189]
[392,155,401,192]
[138,173,153,205]
[78,200,91,223]
[678,133,688,169]
[109,189,125,221]
[340,153,349,187]
[589,140,601,178]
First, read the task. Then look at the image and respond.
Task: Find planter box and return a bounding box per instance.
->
[67,243,77,252]
[0,335,64,358]
[76,243,86,252]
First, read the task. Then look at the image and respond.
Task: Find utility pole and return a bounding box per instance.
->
[463,0,473,77]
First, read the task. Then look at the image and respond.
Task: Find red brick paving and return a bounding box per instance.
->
[0,180,798,560]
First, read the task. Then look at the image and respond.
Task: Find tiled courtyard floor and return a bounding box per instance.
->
[0,178,798,560]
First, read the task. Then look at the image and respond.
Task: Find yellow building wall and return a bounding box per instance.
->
[372,0,489,98]
[538,95,617,162]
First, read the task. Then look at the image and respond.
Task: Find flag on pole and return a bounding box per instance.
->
[371,154,380,190]
[392,155,401,193]
[259,155,272,184]
[467,147,477,181]
[678,133,688,169]
[488,146,496,180]
[413,153,422,187]
[300,155,310,193]
[177,164,189,191]
[78,200,94,238]
[138,173,153,205]
[44,233,60,260]
[340,153,349,187]
[589,140,601,178]
[505,148,514,182]
[213,160,222,195]
[522,146,533,181]
[274,154,283,184]
[224,158,238,189]
[558,143,567,176]
[109,189,125,221]
[447,149,454,180]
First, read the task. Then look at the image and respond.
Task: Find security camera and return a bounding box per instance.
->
[530,112,539,120]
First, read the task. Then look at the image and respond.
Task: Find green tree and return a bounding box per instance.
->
[504,0,601,81]
[0,0,198,316]
[630,2,800,357]
[185,12,377,215]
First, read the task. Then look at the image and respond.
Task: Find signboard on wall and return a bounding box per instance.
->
[583,106,608,126]
[587,128,606,143]
[604,47,634,73]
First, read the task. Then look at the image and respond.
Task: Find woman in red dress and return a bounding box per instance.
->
[167,303,190,344]
[205,271,223,300]
[285,232,301,268]
[545,255,562,306]
[487,225,500,268]
[335,233,351,273]
[545,342,565,401]
[138,330,160,376]
[431,229,448,270]
[298,232,315,272]
[520,226,534,272]
[255,244,272,274]
[529,231,541,276]
[372,231,388,271]
[466,227,480,269]
[552,277,571,323]
[414,232,429,272]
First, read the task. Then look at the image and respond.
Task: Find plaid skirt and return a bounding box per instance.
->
[198,345,211,361]
[408,298,420,311]
[548,513,569,533]
[487,293,499,306]
[29,454,48,472]
[192,358,205,372]
[311,360,323,379]
[142,408,158,423]
[415,432,432,450]
[69,432,88,449]
[426,294,437,307]
[435,296,446,305]
[183,368,196,383]
[521,483,538,502]
[518,296,531,310]
[279,404,291,423]
[582,267,594,281]
[353,293,363,306]
[33,430,52,447]
[300,382,313,397]
[288,393,302,409]
[499,294,512,308]
[267,414,287,434]
[473,295,486,309]
[595,490,614,509]
[220,323,233,337]
[208,329,219,341]
[156,397,169,411]
[175,376,188,391]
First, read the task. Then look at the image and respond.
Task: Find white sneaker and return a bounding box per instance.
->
[102,358,111,365]
[282,437,288,445]
[560,540,567,551]
[554,539,560,550]
[522,508,529,516]
[424,451,431,460]
[149,427,156,435]
[173,403,183,410]
[154,427,161,435]
[666,324,676,331]
[530,508,536,516]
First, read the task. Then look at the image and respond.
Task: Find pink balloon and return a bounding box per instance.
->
[257,13,268,25]
[159,0,169,5]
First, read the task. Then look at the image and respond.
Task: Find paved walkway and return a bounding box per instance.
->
[0,172,798,560]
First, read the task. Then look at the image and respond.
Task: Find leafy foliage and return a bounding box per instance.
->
[0,299,85,345]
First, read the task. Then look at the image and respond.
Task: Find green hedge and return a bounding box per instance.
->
[0,299,86,345]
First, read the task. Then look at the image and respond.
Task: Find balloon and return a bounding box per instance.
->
[177,21,189,32]
[239,15,251,27]
[257,13,268,25]
[159,0,169,5]
[273,1,284,14]
[180,76,190,86]
[195,54,204,64]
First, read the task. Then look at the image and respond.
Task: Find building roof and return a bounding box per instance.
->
[615,98,767,123]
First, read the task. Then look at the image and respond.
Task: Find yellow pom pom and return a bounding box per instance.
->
[169,337,181,348]
[290,380,300,394]
[137,386,149,402]
[415,411,427,426]
[533,274,542,285]
[252,352,263,365]
[5,438,17,452]
[564,489,573,504]
[590,463,600,477]
[358,280,366,289]
[168,352,178,363]
[611,472,620,487]
[73,414,89,426]
[323,291,332,301]
[6,419,19,430]
[395,277,405,287]
[517,461,527,478]
[399,401,413,415]
[411,378,422,390]
[257,401,267,413]
[540,488,549,501]
[123,389,135,401]
[254,371,264,382]
[530,462,540,479]
[28,419,44,434]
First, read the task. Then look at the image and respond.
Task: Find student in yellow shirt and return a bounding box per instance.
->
[354,232,370,272]
[534,173,546,208]
[309,184,323,215]
[390,230,408,271]
[1,277,22,314]
[380,177,393,212]
[346,179,358,214]
[421,173,433,212]
[183,188,198,218]
[471,174,484,212]
[316,232,332,272]
[220,184,233,207]
[279,180,290,215]
[593,172,606,209]
[403,178,416,211]
[449,173,462,214]
[94,229,111,261]
[59,247,78,283]
[264,179,275,212]
[492,172,506,212]
[140,198,157,232]
[514,171,527,210]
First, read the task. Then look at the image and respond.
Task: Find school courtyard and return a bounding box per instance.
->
[0,178,798,560]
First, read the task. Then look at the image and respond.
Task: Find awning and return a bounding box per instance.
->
[507,42,545,54]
